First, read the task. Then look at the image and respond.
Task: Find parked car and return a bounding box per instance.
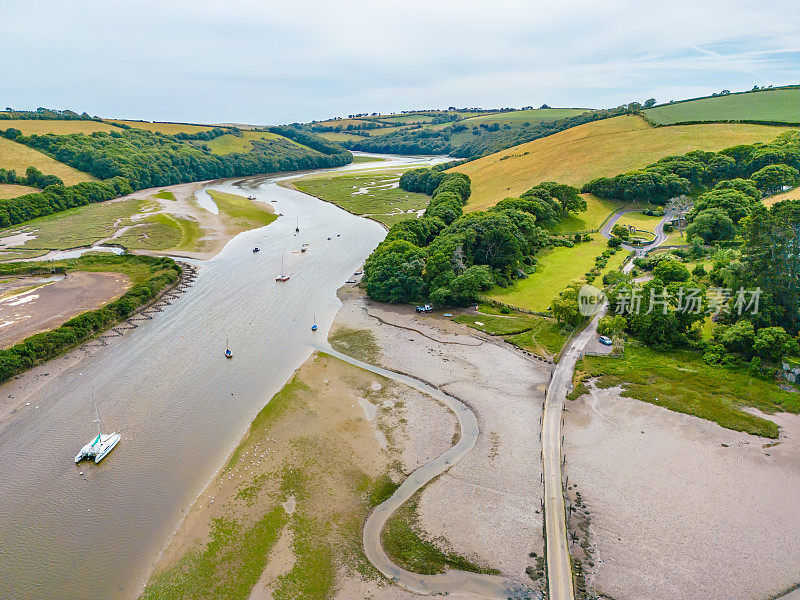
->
[415,304,433,313]
[599,335,613,346]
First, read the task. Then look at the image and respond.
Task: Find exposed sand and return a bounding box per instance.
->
[564,382,800,600]
[332,284,550,585]
[0,271,130,348]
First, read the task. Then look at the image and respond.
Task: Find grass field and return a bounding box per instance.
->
[458,108,588,127]
[0,198,146,259]
[0,184,40,200]
[548,193,620,234]
[616,210,662,233]
[293,172,431,227]
[207,190,278,229]
[114,212,204,251]
[572,344,800,438]
[206,130,293,154]
[454,308,569,359]
[105,120,219,134]
[486,238,612,312]
[644,88,800,125]
[0,137,96,186]
[452,115,792,211]
[0,119,120,135]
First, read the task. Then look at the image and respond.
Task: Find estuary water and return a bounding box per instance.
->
[0,153,445,599]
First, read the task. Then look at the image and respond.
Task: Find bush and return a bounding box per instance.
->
[608,237,622,248]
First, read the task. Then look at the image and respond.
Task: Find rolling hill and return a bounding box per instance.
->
[105,120,220,134]
[643,87,800,125]
[0,120,121,135]
[451,115,794,211]
[0,137,97,185]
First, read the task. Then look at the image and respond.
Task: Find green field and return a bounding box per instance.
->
[0,184,40,200]
[548,194,620,234]
[293,172,431,227]
[0,198,147,259]
[105,120,220,134]
[452,115,792,211]
[573,344,800,438]
[207,189,278,228]
[114,212,204,251]
[206,130,291,154]
[0,137,96,186]
[454,308,569,359]
[458,108,588,127]
[644,88,800,125]
[0,119,120,136]
[487,238,614,312]
[616,210,662,233]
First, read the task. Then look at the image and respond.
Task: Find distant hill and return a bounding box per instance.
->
[643,86,800,126]
[451,115,793,211]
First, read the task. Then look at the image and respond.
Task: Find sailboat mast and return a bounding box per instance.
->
[93,390,101,435]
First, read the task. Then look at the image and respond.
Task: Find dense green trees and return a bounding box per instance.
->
[364,169,551,306]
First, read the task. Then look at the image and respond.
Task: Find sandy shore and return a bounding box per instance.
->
[332,284,551,586]
[564,381,800,600]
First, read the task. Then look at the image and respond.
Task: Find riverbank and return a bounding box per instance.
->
[138,281,552,598]
[564,381,800,599]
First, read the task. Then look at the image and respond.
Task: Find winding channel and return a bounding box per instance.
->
[0,153,443,600]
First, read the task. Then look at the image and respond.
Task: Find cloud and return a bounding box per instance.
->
[1,0,797,123]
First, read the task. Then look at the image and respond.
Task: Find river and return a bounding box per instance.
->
[0,153,445,600]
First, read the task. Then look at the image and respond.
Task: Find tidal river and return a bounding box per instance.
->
[0,153,445,600]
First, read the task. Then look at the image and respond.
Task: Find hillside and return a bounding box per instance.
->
[452,115,792,211]
[644,87,800,125]
[0,137,96,185]
[105,120,220,134]
[0,120,121,135]
[206,130,305,154]
[308,107,602,156]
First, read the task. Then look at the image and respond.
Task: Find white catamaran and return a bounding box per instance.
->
[75,393,121,464]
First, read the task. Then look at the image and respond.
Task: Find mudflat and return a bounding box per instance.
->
[564,382,800,600]
[0,271,130,348]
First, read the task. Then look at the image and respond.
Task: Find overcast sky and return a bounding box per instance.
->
[2,0,798,125]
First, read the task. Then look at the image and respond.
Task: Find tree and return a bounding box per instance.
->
[686,208,736,243]
[644,98,656,108]
[612,224,630,240]
[653,260,689,283]
[754,326,799,362]
[751,164,799,195]
[720,319,755,356]
[666,194,693,235]
[598,315,626,336]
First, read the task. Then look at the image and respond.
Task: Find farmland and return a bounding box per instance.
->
[452,115,792,211]
[206,130,299,154]
[457,108,588,127]
[0,137,96,186]
[0,119,120,135]
[0,184,39,200]
[105,120,219,134]
[644,87,800,125]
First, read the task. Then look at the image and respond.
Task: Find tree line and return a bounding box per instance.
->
[0,125,351,228]
[363,168,586,305]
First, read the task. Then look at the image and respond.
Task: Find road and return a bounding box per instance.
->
[542,307,605,600]
[600,206,674,254]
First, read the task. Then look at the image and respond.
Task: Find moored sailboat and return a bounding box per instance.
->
[75,393,121,464]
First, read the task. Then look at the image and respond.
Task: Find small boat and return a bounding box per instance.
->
[354,271,362,275]
[300,242,308,253]
[225,338,233,358]
[295,217,300,233]
[327,237,331,241]
[247,195,256,200]
[337,234,340,237]
[253,247,260,253]
[276,253,290,282]
[75,393,121,464]
[311,314,318,331]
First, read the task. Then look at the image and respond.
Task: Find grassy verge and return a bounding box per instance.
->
[381,491,499,576]
[116,213,204,252]
[329,326,381,364]
[294,172,430,227]
[207,189,278,229]
[547,194,620,234]
[573,344,800,438]
[453,306,569,359]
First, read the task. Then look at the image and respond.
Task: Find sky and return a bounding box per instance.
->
[2,0,798,125]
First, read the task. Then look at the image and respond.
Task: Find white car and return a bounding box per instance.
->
[599,335,613,346]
